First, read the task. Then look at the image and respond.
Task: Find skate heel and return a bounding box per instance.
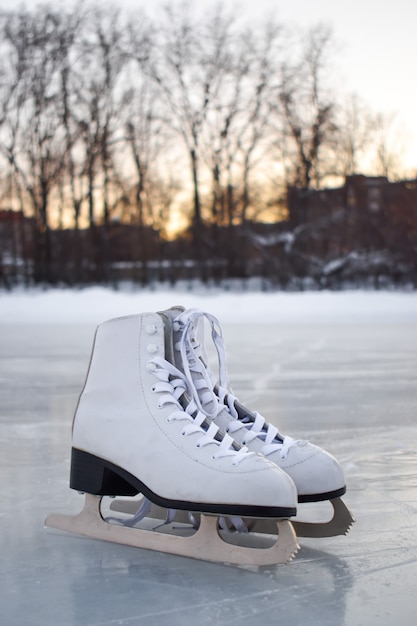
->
[70,448,138,496]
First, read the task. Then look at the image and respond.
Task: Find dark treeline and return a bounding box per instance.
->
[0,1,415,289]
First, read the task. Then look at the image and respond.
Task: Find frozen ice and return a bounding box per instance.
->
[0,288,416,625]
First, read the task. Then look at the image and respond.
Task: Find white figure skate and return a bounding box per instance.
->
[156,306,354,538]
[45,313,299,565]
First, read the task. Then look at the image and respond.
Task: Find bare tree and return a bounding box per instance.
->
[71,5,129,281]
[148,2,232,269]
[277,23,339,189]
[122,78,170,282]
[198,16,284,277]
[0,10,30,283]
[372,112,405,180]
[0,4,79,282]
[335,94,375,177]
[123,15,168,282]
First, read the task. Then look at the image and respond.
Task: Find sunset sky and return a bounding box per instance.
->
[5,0,417,174]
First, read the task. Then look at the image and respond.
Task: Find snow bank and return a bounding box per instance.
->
[0,286,415,326]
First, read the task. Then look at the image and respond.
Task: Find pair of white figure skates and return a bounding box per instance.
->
[46,306,354,566]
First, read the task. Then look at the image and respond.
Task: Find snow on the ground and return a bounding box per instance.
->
[0,286,415,326]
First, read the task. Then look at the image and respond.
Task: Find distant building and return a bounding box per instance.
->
[287,175,417,227]
[282,175,417,285]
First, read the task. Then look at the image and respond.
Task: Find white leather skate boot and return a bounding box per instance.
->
[45,312,299,565]
[160,306,354,538]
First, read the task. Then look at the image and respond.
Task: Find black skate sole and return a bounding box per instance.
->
[70,448,297,519]
[298,486,346,503]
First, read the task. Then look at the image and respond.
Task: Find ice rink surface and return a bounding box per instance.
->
[0,289,416,625]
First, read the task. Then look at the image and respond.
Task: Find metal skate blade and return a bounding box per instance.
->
[45,493,299,566]
[292,497,355,538]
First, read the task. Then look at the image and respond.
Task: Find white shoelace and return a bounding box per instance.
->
[148,355,248,464]
[174,308,297,460]
[221,402,295,460]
